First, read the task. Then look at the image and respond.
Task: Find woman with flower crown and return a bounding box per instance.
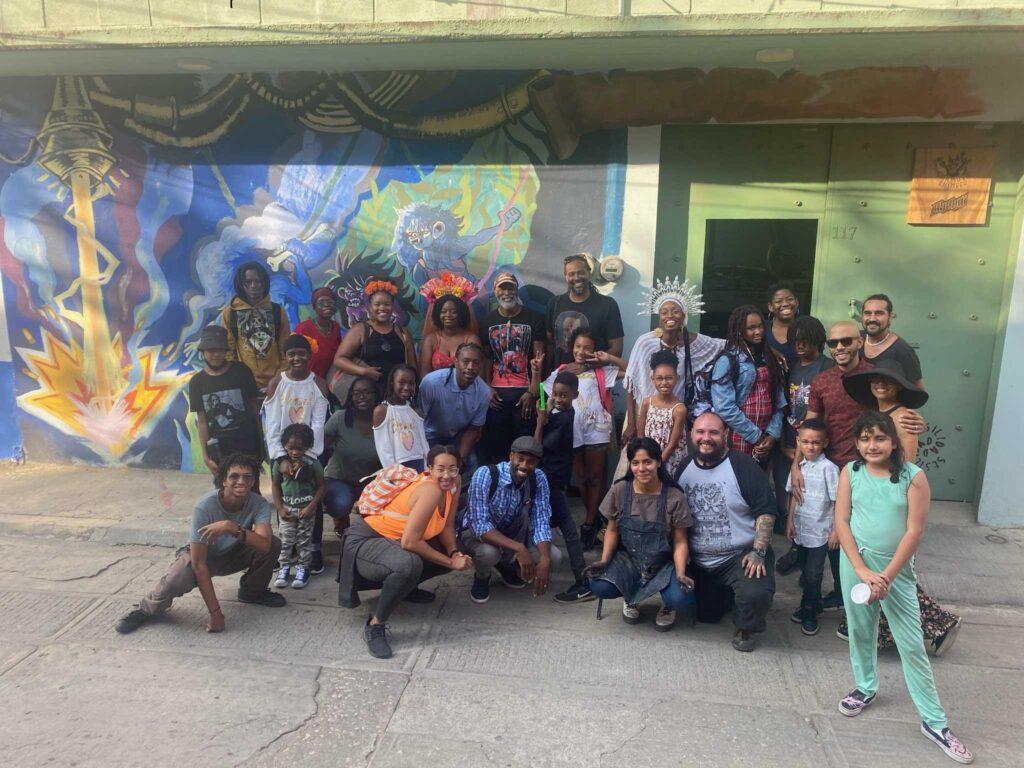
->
[417,273,480,379]
[623,277,725,447]
[333,278,416,398]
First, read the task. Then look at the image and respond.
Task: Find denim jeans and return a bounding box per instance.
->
[590,573,696,613]
[549,486,586,583]
[324,478,360,520]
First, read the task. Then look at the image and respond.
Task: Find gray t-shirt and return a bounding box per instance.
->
[599,482,692,531]
[188,490,273,556]
[679,456,758,570]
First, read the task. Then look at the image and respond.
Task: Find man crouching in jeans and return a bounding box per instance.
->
[115,453,286,634]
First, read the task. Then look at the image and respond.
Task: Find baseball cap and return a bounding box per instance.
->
[197,325,229,351]
[510,435,543,459]
[494,271,519,289]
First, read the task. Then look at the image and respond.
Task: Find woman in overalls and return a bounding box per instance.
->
[587,437,695,632]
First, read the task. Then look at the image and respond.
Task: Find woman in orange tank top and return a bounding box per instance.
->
[339,445,473,659]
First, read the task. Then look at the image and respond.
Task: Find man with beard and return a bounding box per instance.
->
[419,342,491,469]
[221,260,290,392]
[546,254,624,367]
[478,271,547,464]
[188,325,264,489]
[459,436,560,603]
[860,294,924,388]
[678,412,777,652]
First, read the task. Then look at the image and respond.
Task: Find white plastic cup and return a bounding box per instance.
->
[850,582,872,605]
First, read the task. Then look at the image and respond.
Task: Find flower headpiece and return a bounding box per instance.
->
[419,272,478,304]
[638,276,705,317]
[365,279,398,297]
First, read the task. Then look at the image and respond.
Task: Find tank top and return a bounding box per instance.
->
[373,403,429,467]
[362,323,406,385]
[643,400,688,476]
[849,462,922,555]
[364,475,452,541]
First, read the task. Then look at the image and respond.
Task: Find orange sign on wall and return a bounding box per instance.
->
[907,147,994,226]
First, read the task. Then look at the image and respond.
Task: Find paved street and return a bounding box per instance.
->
[1,465,1022,767]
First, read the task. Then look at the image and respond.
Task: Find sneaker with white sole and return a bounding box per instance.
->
[622,602,641,624]
[654,607,676,632]
[274,566,290,588]
[838,689,876,717]
[920,723,974,764]
[929,617,962,658]
[291,566,309,589]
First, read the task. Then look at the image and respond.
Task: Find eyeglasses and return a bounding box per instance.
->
[826,337,857,349]
[226,472,255,482]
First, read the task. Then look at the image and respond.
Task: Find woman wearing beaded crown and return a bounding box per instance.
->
[417,273,480,379]
[333,278,416,398]
[623,277,724,445]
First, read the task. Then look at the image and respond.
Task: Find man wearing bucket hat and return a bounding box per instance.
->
[843,358,928,462]
[458,436,562,603]
[188,324,264,489]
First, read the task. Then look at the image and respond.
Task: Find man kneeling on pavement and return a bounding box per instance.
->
[116,453,285,634]
[459,436,562,602]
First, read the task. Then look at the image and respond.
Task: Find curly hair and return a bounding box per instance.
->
[649,348,680,372]
[280,423,314,450]
[788,315,827,352]
[431,294,472,332]
[216,452,262,488]
[851,410,906,484]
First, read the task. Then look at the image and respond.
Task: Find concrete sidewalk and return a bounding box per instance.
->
[0,463,1022,766]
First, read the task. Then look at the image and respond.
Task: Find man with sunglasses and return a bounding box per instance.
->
[546,253,624,367]
[115,453,286,635]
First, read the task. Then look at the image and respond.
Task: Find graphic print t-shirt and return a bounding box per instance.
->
[678,457,757,570]
[784,356,835,448]
[188,363,260,451]
[546,291,624,366]
[480,307,546,388]
[272,456,324,511]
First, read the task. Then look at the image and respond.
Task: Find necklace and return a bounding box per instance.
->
[866,332,891,347]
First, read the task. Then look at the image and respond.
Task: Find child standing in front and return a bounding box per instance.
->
[373,364,429,471]
[273,424,325,589]
[638,349,688,479]
[532,368,589,604]
[534,328,625,550]
[785,418,839,637]
[834,411,973,764]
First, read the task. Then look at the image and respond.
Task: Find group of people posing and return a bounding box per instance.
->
[115,256,973,764]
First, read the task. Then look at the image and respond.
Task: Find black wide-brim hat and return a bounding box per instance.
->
[843,357,929,410]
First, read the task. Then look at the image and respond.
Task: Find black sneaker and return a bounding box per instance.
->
[836,622,849,641]
[838,689,876,717]
[790,607,805,624]
[363,617,392,659]
[822,590,844,612]
[495,563,526,589]
[554,581,594,604]
[579,523,598,550]
[115,608,150,635]
[929,617,962,658]
[309,550,325,575]
[470,575,491,604]
[776,546,800,575]
[801,612,820,636]
[403,587,436,604]
[237,589,287,607]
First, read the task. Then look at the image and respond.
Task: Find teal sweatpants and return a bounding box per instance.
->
[840,548,947,730]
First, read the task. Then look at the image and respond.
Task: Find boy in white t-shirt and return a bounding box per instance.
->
[785,418,840,637]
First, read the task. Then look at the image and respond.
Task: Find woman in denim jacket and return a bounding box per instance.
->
[710,306,787,467]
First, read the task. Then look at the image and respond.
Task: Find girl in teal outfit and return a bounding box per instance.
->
[834,412,974,765]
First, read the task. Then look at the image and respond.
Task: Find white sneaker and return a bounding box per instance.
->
[655,607,677,632]
[291,566,309,589]
[920,723,974,764]
[622,603,641,624]
[274,566,290,588]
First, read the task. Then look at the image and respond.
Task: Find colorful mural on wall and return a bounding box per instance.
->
[0,71,624,468]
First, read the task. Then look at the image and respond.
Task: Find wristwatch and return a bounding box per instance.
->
[752,547,768,559]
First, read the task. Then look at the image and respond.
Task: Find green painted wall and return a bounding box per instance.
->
[655,123,1024,503]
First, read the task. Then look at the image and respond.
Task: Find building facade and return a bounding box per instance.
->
[0,3,1022,524]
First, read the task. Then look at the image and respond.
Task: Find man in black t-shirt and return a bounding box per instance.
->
[860,294,924,388]
[478,271,547,464]
[546,254,624,367]
[189,325,264,486]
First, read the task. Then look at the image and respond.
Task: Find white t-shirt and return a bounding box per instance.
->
[543,365,618,446]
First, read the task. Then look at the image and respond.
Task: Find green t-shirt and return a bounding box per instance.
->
[849,462,922,555]
[272,456,324,511]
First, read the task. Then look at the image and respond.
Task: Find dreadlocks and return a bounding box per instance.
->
[718,304,785,409]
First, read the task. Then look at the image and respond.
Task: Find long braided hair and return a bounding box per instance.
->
[715,304,785,409]
[444,341,485,385]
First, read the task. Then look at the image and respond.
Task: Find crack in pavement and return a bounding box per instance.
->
[0,556,131,582]
[366,674,412,768]
[239,665,323,765]
[596,697,668,766]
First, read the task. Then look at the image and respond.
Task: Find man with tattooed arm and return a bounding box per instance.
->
[678,412,777,652]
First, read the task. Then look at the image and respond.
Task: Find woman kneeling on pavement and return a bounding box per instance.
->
[587,437,696,631]
[338,445,473,658]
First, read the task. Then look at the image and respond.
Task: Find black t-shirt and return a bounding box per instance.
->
[480,306,546,389]
[546,290,624,366]
[188,362,261,453]
[865,336,923,383]
[784,356,835,448]
[541,408,576,489]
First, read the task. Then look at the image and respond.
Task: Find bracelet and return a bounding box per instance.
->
[447,549,458,558]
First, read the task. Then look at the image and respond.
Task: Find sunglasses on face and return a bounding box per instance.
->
[226,472,255,482]
[826,337,857,350]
